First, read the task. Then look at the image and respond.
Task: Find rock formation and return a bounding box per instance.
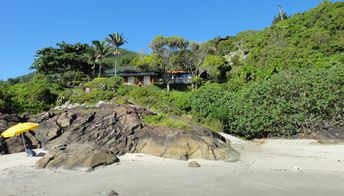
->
[35,144,119,171]
[136,126,239,161]
[3,104,240,162]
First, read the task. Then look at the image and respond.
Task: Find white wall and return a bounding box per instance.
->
[144,76,151,85]
[128,77,135,84]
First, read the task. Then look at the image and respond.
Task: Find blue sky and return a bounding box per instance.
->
[0,0,337,80]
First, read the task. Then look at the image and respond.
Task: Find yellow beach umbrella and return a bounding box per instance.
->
[1,122,39,152]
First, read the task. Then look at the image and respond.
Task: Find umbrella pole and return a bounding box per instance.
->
[21,133,27,152]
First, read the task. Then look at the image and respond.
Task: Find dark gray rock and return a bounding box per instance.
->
[106,190,119,196]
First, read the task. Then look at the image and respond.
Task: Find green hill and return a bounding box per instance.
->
[102,49,139,68]
[208,1,343,81]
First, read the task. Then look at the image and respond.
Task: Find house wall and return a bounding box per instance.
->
[171,73,192,84]
[123,75,154,85]
[144,76,151,85]
[128,77,135,84]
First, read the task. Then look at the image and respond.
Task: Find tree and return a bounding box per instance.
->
[272,4,289,24]
[200,55,230,82]
[150,36,189,91]
[91,40,111,77]
[185,42,211,86]
[132,55,157,70]
[106,33,127,77]
[0,83,13,113]
[86,47,98,77]
[31,42,92,85]
[272,12,289,24]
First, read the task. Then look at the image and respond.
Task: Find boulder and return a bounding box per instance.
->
[35,144,119,171]
[188,161,201,168]
[134,126,240,162]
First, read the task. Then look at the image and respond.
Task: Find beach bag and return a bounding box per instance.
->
[25,149,36,157]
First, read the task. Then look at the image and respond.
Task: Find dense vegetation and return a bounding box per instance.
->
[2,1,343,139]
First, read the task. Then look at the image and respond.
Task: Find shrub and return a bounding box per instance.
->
[189,66,344,139]
[0,83,13,113]
[62,71,88,87]
[83,76,123,91]
[9,75,58,114]
[143,114,192,129]
[57,88,114,105]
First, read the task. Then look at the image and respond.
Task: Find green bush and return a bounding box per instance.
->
[0,83,13,113]
[62,71,88,87]
[9,75,58,114]
[57,88,114,105]
[83,76,124,91]
[119,85,190,115]
[143,114,192,129]
[189,66,344,139]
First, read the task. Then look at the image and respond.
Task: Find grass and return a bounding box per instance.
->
[143,114,192,130]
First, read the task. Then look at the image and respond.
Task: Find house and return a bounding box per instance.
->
[105,66,158,86]
[119,72,158,85]
[104,66,204,86]
[168,70,192,84]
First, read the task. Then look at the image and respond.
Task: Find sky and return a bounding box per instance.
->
[0,0,338,80]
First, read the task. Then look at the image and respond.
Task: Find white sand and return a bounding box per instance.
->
[0,139,344,196]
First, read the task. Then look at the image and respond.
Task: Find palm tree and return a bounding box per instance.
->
[86,47,98,77]
[91,40,111,78]
[106,33,127,77]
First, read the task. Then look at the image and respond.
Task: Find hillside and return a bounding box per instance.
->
[209,1,343,81]
[102,49,139,67]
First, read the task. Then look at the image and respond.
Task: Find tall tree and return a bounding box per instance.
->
[150,36,189,91]
[106,33,127,76]
[86,47,98,77]
[182,42,211,88]
[91,40,111,77]
[31,42,92,84]
[200,55,230,82]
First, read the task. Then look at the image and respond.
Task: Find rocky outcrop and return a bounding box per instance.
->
[2,104,240,161]
[36,144,119,171]
[32,104,145,155]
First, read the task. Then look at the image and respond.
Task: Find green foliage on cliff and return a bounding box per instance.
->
[8,75,59,114]
[210,1,343,82]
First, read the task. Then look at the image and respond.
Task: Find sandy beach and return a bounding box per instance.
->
[1,138,344,196]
